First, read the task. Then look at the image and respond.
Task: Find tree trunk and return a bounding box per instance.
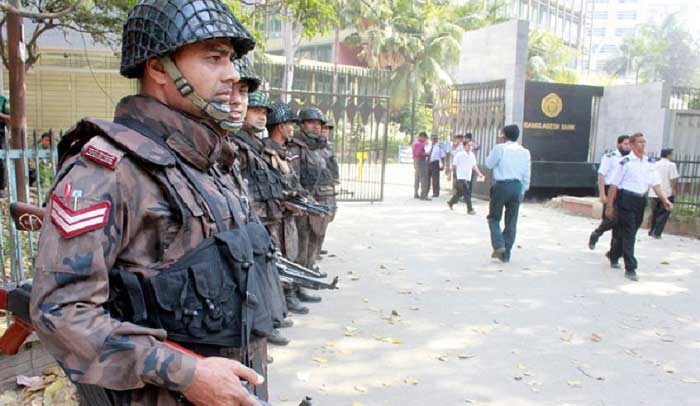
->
[281,16,298,103]
[410,71,416,144]
[7,3,28,202]
[332,25,339,96]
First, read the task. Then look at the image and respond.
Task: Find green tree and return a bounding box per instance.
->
[0,0,132,71]
[527,29,579,83]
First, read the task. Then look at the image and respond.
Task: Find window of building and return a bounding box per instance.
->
[595,60,609,71]
[592,11,608,19]
[599,44,618,53]
[592,27,607,36]
[615,28,634,37]
[616,11,637,20]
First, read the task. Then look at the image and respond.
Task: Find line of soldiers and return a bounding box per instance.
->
[25,0,338,405]
[229,59,340,346]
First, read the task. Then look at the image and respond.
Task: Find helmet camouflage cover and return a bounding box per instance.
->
[121,0,255,78]
[298,107,326,123]
[322,116,335,129]
[267,102,298,126]
[234,58,261,93]
[248,91,270,111]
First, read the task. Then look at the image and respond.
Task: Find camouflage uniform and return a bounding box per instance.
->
[314,118,340,260]
[29,0,272,404]
[287,127,332,270]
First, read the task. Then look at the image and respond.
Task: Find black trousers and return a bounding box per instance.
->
[428,160,441,197]
[591,185,616,240]
[610,191,647,271]
[487,180,522,260]
[413,159,429,198]
[649,196,674,237]
[448,179,473,210]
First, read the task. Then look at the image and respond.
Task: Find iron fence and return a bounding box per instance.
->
[1,130,61,285]
[673,154,700,216]
[669,86,700,111]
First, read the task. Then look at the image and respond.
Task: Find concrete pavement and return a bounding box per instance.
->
[268,170,700,406]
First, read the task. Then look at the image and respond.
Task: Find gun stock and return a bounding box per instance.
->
[10,202,45,231]
[277,265,338,291]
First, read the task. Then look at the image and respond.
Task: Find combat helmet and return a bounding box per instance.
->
[120,0,255,131]
[298,107,327,124]
[322,116,335,129]
[234,58,261,94]
[267,103,298,126]
[248,91,271,111]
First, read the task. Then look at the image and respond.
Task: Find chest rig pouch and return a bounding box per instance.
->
[234,134,285,217]
[105,117,274,349]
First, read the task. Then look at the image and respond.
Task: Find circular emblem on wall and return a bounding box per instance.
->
[541,93,563,118]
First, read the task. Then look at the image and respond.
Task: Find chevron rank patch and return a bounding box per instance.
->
[50,193,111,238]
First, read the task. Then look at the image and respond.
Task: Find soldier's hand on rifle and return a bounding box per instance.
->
[284,201,304,215]
[183,357,264,406]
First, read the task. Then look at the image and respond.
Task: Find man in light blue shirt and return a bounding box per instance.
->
[428,133,446,197]
[485,125,531,262]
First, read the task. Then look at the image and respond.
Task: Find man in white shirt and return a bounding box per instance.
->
[485,125,531,263]
[648,148,680,238]
[447,140,484,214]
[428,133,446,197]
[606,133,674,281]
[589,135,630,249]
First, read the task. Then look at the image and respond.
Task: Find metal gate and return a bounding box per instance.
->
[432,80,506,165]
[268,88,390,202]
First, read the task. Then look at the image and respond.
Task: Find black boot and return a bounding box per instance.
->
[589,233,599,250]
[311,264,328,278]
[624,270,639,281]
[285,289,309,314]
[274,318,294,329]
[267,329,290,346]
[296,287,322,303]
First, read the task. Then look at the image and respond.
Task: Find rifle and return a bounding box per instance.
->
[10,202,45,231]
[276,264,339,291]
[284,194,333,217]
[275,255,325,278]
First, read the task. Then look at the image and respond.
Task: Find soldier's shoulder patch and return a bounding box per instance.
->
[50,193,111,238]
[288,154,300,161]
[82,136,124,170]
[604,152,614,158]
[619,156,630,165]
[647,156,656,163]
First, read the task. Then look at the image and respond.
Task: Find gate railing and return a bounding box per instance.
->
[267,88,391,202]
[1,130,61,285]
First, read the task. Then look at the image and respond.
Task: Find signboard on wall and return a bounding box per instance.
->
[522,82,604,162]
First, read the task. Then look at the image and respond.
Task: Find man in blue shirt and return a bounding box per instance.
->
[428,133,446,197]
[485,125,531,262]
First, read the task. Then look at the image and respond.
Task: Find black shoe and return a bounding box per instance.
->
[297,287,322,303]
[285,291,309,314]
[588,234,598,250]
[414,194,420,199]
[267,355,274,364]
[491,247,506,262]
[274,318,294,329]
[624,270,639,281]
[432,195,439,198]
[320,249,328,255]
[447,201,454,210]
[419,197,432,201]
[651,234,662,239]
[605,251,620,269]
[468,209,476,215]
[267,329,290,346]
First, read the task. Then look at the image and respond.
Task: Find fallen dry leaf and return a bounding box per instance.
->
[354,385,368,393]
[567,380,582,387]
[591,333,602,342]
[403,377,419,385]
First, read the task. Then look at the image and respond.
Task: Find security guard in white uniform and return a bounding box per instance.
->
[589,135,631,249]
[606,133,674,281]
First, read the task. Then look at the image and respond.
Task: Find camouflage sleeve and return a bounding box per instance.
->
[29,154,197,392]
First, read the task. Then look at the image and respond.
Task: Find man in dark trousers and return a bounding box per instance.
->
[427,133,445,197]
[648,148,679,239]
[412,131,430,200]
[606,133,674,281]
[485,125,531,263]
[589,135,630,249]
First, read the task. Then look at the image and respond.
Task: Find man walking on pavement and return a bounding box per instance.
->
[412,131,430,200]
[485,125,531,263]
[428,133,446,198]
[606,133,674,281]
[447,140,484,215]
[648,148,679,239]
[589,135,631,249]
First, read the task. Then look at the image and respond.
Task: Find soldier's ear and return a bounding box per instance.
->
[143,59,169,86]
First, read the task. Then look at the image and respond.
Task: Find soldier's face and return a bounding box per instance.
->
[169,39,238,118]
[245,106,267,129]
[321,127,330,138]
[229,81,249,124]
[283,122,295,139]
[302,119,322,135]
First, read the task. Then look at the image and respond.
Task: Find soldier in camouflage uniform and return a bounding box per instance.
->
[228,59,291,345]
[29,0,273,405]
[315,116,340,260]
[263,103,316,313]
[288,107,335,288]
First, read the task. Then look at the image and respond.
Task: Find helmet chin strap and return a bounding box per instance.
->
[160,56,242,132]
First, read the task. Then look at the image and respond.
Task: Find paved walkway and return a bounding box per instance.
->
[269,172,700,406]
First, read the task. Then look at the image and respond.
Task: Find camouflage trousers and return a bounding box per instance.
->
[266,216,299,262]
[85,338,269,406]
